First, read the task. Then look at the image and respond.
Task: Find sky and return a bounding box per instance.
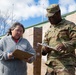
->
[0,0,76,28]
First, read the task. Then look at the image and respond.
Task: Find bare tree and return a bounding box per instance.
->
[0,11,9,35]
[0,9,15,36]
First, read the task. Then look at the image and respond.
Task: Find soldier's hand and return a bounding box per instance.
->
[56,43,66,51]
[42,46,47,51]
[41,46,48,55]
[41,46,51,53]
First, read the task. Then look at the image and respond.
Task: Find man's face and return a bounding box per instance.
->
[48,13,58,24]
[11,25,24,39]
[48,10,61,25]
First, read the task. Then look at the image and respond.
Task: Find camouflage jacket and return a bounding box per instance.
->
[43,19,76,66]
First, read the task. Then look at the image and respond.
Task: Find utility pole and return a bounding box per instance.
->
[11,3,14,24]
[42,3,44,22]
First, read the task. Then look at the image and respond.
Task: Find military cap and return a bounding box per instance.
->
[46,4,60,17]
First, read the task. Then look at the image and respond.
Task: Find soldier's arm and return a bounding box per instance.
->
[63,23,76,51]
[41,30,52,55]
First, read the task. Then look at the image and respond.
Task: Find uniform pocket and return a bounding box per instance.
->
[57,30,70,41]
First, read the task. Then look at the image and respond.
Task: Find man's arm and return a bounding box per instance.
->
[63,23,76,51]
[37,42,58,56]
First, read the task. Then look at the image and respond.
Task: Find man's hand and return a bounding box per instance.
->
[56,43,66,51]
[41,46,51,53]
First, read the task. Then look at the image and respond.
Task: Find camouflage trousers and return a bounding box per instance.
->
[45,65,75,75]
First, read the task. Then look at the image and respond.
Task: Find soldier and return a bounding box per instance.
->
[42,4,76,75]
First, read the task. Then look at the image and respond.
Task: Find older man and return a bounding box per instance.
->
[42,4,76,75]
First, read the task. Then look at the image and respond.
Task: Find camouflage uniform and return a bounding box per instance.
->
[42,4,76,75]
